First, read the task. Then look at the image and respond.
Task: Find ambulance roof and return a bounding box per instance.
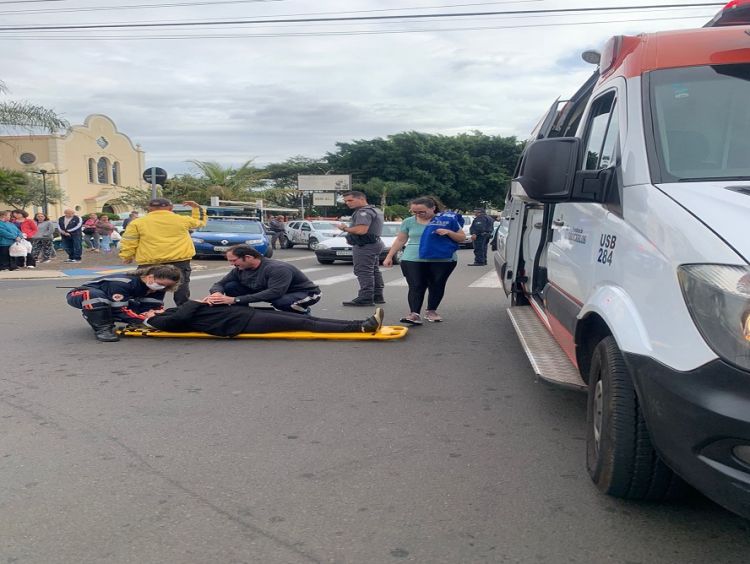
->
[601,26,750,81]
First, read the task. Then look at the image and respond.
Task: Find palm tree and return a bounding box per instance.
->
[0,80,68,132]
[188,159,266,199]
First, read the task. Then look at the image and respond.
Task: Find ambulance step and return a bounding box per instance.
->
[507,306,586,391]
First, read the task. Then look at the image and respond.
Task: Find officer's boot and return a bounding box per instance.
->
[82,308,120,342]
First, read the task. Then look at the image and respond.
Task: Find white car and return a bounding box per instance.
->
[314,222,403,264]
[284,220,341,250]
[460,214,475,248]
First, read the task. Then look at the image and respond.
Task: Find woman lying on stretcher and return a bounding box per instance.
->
[141,301,384,338]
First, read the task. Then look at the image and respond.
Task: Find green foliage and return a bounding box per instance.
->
[187,159,267,200]
[0,168,28,204]
[325,131,522,210]
[264,156,330,189]
[384,204,409,220]
[108,185,157,211]
[356,177,421,209]
[0,169,65,209]
[0,81,69,132]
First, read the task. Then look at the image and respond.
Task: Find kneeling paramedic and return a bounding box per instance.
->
[205,245,321,314]
[66,264,181,342]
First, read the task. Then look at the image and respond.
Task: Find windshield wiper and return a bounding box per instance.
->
[678,176,750,182]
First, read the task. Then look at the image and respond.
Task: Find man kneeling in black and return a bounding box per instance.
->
[141,300,384,336]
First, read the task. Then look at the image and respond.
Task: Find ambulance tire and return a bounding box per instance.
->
[586,336,682,501]
[264,246,274,258]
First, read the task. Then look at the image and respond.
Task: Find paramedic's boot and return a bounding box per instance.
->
[361,308,384,333]
[82,309,120,342]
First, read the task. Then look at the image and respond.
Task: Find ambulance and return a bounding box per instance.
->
[496,1,750,518]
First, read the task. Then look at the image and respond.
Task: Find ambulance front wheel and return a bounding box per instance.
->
[585,336,681,501]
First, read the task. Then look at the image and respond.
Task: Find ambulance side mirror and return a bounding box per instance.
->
[516,137,580,203]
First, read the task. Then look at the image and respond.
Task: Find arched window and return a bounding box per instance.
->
[88,158,96,183]
[97,157,110,184]
[112,161,121,185]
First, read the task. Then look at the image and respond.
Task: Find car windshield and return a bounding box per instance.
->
[197,221,264,234]
[311,221,338,230]
[649,63,750,182]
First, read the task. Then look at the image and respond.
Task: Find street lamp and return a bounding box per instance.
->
[39,169,48,216]
[31,169,60,216]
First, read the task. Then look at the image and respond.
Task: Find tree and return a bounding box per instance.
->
[108,185,158,211]
[188,159,266,199]
[358,177,420,209]
[0,168,27,204]
[325,131,522,210]
[0,168,65,209]
[0,80,68,132]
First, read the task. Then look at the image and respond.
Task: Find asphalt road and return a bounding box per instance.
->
[1,248,748,563]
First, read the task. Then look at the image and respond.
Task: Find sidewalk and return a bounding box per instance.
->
[0,250,213,280]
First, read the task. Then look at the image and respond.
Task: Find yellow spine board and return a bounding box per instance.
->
[118,325,408,341]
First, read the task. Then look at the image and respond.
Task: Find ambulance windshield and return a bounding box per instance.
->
[649,63,750,183]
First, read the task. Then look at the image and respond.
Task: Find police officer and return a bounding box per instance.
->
[66,264,181,342]
[338,190,385,306]
[468,208,495,266]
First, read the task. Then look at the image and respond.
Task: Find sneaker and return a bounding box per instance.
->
[399,312,423,325]
[373,295,386,304]
[26,265,36,269]
[424,310,442,322]
[64,259,75,263]
[343,297,375,307]
[42,259,53,264]
[467,262,486,266]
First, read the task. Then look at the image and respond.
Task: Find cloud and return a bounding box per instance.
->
[0,0,715,174]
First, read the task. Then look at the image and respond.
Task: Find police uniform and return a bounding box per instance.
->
[344,205,384,305]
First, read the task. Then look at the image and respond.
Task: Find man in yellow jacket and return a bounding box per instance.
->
[119,198,207,305]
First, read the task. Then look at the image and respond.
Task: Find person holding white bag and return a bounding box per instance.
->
[0,210,23,271]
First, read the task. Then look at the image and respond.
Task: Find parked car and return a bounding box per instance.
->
[191,218,271,258]
[284,220,341,250]
[459,214,475,248]
[314,222,403,264]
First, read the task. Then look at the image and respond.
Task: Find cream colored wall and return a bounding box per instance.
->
[0,114,146,218]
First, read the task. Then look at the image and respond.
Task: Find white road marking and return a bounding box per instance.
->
[279,256,316,262]
[300,267,327,274]
[312,273,358,286]
[386,277,408,286]
[468,270,501,288]
[191,271,229,281]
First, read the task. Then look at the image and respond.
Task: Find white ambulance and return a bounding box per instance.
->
[496,2,750,518]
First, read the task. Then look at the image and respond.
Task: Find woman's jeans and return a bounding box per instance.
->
[84,231,100,249]
[99,235,112,252]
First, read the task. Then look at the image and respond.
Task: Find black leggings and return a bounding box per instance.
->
[244,309,363,333]
[400,260,457,313]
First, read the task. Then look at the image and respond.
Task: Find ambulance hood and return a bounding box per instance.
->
[657,181,750,263]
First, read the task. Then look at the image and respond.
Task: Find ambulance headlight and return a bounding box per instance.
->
[245,238,263,245]
[678,264,750,370]
[191,237,204,244]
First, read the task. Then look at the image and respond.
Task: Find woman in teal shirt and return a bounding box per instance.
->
[383,196,465,324]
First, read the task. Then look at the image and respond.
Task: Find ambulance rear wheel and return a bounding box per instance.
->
[586,336,680,501]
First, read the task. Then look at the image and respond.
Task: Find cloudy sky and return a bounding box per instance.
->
[0,0,724,175]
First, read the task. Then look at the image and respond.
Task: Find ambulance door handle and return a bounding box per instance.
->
[552,219,565,227]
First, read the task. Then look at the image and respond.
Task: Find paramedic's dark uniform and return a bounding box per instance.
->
[66,275,166,323]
